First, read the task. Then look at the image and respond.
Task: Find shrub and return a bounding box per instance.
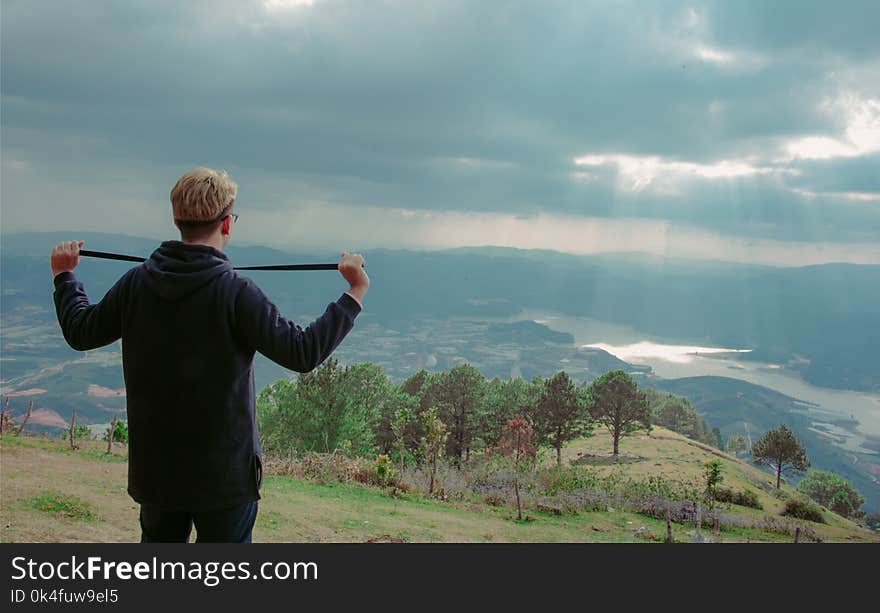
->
[797,470,865,520]
[59,424,92,440]
[483,492,506,507]
[374,454,393,486]
[297,452,364,484]
[781,498,825,523]
[1,413,16,432]
[102,420,128,444]
[261,451,299,476]
[703,460,723,501]
[538,466,601,496]
[352,455,406,490]
[714,487,763,510]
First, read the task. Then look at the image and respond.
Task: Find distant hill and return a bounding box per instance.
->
[5,231,877,392]
[487,320,574,345]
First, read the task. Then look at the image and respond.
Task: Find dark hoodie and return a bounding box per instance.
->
[53,240,361,511]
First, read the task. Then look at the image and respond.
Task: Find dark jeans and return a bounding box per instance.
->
[139,500,259,543]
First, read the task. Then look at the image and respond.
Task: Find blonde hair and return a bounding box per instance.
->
[170,167,238,222]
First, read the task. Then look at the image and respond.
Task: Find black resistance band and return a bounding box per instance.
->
[79,250,339,271]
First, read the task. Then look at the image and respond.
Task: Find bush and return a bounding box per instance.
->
[538,466,601,496]
[297,452,365,484]
[352,455,407,490]
[714,487,763,510]
[102,420,128,444]
[483,492,506,506]
[59,424,92,441]
[374,454,393,486]
[797,470,864,520]
[781,499,825,523]
[703,460,723,501]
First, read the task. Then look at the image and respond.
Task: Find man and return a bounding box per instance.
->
[51,167,369,543]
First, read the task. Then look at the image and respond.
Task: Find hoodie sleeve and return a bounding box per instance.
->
[233,279,361,373]
[53,271,128,351]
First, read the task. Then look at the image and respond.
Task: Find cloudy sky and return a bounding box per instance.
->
[2,0,879,265]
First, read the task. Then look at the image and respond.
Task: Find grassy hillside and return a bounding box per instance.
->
[644,375,880,513]
[1,430,877,543]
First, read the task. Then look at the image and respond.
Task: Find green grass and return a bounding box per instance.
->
[257,476,693,542]
[27,491,94,521]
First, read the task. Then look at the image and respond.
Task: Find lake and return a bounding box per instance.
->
[508,309,880,454]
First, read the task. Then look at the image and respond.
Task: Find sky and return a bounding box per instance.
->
[2,0,879,265]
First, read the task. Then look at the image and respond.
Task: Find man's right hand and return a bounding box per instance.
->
[339,252,369,305]
[51,240,85,277]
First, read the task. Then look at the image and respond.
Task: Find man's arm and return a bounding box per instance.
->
[233,251,369,373]
[50,240,126,351]
[233,280,361,372]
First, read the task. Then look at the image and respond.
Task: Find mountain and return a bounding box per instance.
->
[4,230,879,394]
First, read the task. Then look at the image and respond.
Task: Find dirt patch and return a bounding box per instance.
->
[2,388,48,397]
[365,535,406,543]
[28,408,70,429]
[87,384,126,398]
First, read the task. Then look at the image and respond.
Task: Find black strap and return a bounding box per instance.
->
[80,250,144,263]
[79,249,338,271]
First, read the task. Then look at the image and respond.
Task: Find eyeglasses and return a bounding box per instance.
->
[174,209,238,228]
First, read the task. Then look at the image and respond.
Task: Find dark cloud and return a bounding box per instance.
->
[789,153,880,194]
[1,0,878,247]
[705,0,880,59]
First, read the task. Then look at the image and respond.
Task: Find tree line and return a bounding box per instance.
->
[256,360,728,466]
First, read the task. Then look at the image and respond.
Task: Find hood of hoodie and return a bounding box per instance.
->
[142,240,233,302]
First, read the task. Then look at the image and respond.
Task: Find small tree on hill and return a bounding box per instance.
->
[490,416,537,520]
[751,424,809,489]
[653,396,698,435]
[421,407,447,496]
[587,370,651,458]
[703,460,723,504]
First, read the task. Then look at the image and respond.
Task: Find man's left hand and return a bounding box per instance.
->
[51,240,85,277]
